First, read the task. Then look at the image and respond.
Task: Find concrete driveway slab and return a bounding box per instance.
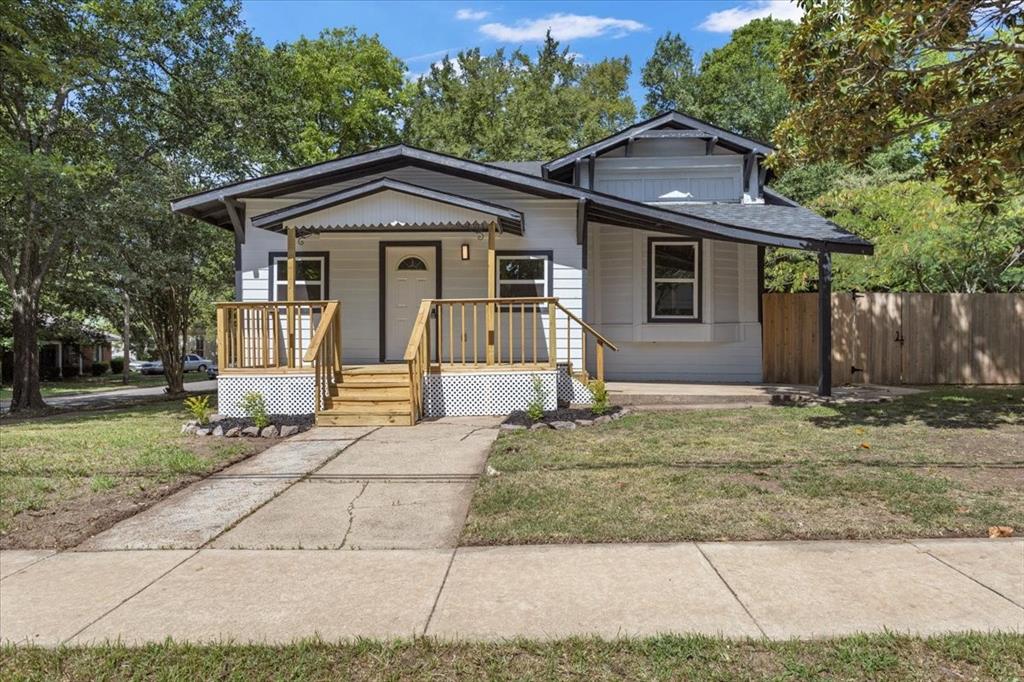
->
[210,481,365,549]
[317,438,490,477]
[345,481,477,549]
[224,440,353,476]
[428,543,761,640]
[0,550,192,645]
[0,550,55,580]
[700,540,1024,638]
[366,420,499,444]
[71,549,450,644]
[911,538,1024,606]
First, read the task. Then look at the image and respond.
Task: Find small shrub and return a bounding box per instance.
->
[110,356,125,373]
[526,376,546,422]
[90,361,109,376]
[183,394,213,425]
[589,379,610,415]
[239,391,269,429]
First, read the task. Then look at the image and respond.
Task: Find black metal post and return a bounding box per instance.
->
[817,250,832,396]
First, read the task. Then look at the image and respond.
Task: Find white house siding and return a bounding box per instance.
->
[587,223,762,383]
[238,172,584,367]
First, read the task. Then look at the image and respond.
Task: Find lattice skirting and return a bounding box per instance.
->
[423,371,559,417]
[557,367,595,406]
[217,374,314,417]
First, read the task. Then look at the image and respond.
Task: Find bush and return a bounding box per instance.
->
[526,376,546,422]
[90,361,109,376]
[110,356,125,373]
[239,391,269,428]
[588,379,609,415]
[183,395,212,425]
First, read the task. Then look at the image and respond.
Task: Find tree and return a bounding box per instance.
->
[404,35,635,160]
[774,0,1024,209]
[640,32,699,117]
[695,18,796,142]
[0,0,251,410]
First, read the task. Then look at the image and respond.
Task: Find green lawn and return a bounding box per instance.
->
[0,373,208,400]
[463,387,1024,545]
[2,634,1021,681]
[0,401,262,548]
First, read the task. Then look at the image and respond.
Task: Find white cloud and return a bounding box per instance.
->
[699,1,803,33]
[405,48,454,63]
[455,8,489,21]
[479,13,647,42]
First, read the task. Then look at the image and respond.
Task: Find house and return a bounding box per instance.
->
[171,111,872,425]
[34,319,115,380]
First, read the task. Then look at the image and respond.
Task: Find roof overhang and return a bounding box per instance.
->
[171,144,870,255]
[542,110,775,182]
[249,178,524,236]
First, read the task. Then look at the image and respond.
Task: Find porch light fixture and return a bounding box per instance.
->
[461,243,470,261]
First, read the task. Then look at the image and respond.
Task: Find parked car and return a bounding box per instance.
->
[206,364,218,380]
[183,354,213,372]
[129,360,145,372]
[137,360,164,375]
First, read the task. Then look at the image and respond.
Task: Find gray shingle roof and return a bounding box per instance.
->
[665,203,870,250]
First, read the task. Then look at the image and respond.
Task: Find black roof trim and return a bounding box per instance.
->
[541,111,775,176]
[249,177,524,235]
[763,187,801,207]
[170,143,868,253]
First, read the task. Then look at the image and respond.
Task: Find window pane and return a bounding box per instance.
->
[500,282,544,298]
[276,283,322,301]
[654,282,695,317]
[499,258,545,280]
[654,244,695,279]
[397,257,427,271]
[276,259,322,281]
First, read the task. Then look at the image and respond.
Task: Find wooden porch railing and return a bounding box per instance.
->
[215,300,337,373]
[302,301,343,414]
[403,297,617,422]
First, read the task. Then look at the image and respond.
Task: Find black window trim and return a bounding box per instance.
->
[267,251,331,301]
[646,237,702,323]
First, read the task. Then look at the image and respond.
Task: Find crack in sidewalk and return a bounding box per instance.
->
[695,543,767,638]
[337,481,369,549]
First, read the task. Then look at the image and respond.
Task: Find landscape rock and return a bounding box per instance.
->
[574,419,594,427]
[260,425,279,438]
[500,423,527,431]
[279,424,299,438]
[209,413,226,423]
[225,427,241,438]
[194,427,211,436]
[550,420,576,431]
[241,426,261,437]
[593,415,612,425]
[180,424,196,435]
[529,422,551,430]
[212,425,224,437]
[485,465,501,477]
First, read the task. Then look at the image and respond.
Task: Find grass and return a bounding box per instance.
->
[1,633,1021,680]
[463,387,1024,545]
[0,372,208,401]
[0,401,261,547]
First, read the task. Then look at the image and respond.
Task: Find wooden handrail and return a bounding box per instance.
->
[553,300,619,352]
[403,300,434,362]
[302,301,341,363]
[213,300,333,308]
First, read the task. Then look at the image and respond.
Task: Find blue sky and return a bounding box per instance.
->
[240,1,801,103]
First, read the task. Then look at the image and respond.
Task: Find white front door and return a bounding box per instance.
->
[385,246,437,361]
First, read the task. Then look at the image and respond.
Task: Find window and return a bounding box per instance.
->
[397,256,427,271]
[93,346,102,362]
[495,253,550,298]
[272,256,325,301]
[649,240,699,320]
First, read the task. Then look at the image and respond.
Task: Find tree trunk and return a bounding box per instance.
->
[9,287,46,411]
[122,291,131,385]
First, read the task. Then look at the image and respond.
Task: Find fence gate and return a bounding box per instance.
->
[762,292,1023,386]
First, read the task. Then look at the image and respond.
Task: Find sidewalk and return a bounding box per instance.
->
[2,538,1020,645]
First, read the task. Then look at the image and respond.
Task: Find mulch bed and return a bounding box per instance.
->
[504,405,624,427]
[210,413,314,433]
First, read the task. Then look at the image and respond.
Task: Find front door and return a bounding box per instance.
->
[384,246,437,361]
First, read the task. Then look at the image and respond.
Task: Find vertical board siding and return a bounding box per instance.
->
[763,292,1024,385]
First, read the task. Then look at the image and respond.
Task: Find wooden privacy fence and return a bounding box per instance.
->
[763,293,1024,386]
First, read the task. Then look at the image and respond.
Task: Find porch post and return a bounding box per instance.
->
[485,221,496,365]
[286,225,297,368]
[817,250,832,397]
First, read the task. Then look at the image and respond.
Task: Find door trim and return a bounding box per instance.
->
[379,241,442,363]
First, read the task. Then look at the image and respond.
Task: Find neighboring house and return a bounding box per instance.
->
[38,320,115,379]
[171,111,872,425]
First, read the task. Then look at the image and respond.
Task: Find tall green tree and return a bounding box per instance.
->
[404,35,635,160]
[774,0,1023,209]
[640,32,699,117]
[0,0,251,410]
[695,18,796,141]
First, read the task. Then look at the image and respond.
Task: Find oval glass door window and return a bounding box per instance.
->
[397,256,428,271]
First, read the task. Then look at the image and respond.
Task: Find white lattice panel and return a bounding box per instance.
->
[423,371,559,417]
[557,368,595,405]
[217,375,314,417]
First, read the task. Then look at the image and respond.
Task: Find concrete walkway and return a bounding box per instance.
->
[78,417,500,551]
[607,382,919,408]
[1,539,1020,645]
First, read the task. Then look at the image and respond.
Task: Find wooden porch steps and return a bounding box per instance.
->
[317,364,415,426]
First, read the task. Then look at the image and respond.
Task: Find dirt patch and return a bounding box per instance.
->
[0,439,277,550]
